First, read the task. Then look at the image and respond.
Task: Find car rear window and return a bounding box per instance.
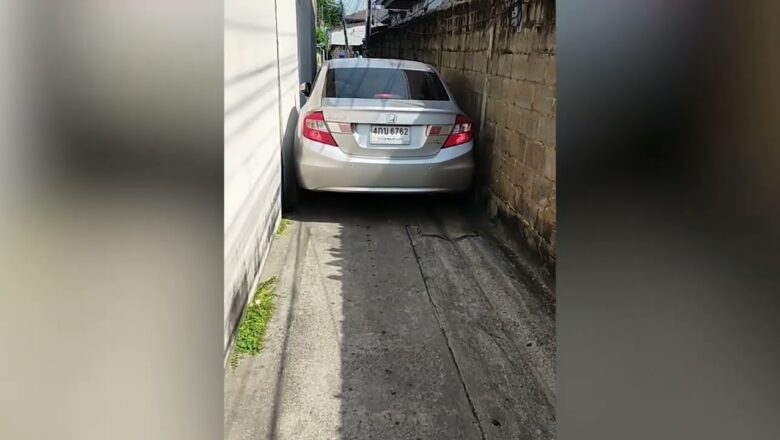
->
[324,67,450,100]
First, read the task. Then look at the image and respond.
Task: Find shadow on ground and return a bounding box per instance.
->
[225,192,556,439]
[279,192,555,439]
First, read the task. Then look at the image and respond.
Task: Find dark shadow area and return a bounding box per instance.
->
[288,192,455,224]
[292,193,479,438]
[284,191,556,439]
[281,105,299,212]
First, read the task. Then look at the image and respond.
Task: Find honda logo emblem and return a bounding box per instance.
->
[386,114,397,123]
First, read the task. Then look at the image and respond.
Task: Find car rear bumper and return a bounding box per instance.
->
[295,139,474,193]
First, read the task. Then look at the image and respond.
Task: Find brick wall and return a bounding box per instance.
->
[371,0,556,274]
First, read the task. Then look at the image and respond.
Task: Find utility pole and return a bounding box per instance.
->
[339,0,350,57]
[365,0,371,56]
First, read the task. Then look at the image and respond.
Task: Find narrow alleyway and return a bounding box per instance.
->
[224,194,556,440]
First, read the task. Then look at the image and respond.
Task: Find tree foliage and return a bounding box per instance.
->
[316,0,344,49]
[317,0,343,28]
[316,28,328,48]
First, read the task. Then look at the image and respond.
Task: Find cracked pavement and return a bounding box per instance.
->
[224,194,556,440]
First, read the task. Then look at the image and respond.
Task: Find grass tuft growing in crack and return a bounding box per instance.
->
[276,218,291,236]
[232,277,277,369]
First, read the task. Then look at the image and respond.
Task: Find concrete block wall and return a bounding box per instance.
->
[371,0,556,273]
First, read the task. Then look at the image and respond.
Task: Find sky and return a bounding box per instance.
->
[341,0,365,15]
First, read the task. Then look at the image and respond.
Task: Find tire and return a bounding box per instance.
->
[281,147,299,213]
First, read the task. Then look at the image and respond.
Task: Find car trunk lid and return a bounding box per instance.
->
[321,98,458,158]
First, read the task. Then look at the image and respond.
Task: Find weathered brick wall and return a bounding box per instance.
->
[371,0,556,273]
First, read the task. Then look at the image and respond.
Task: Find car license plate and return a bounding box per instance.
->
[370,125,410,145]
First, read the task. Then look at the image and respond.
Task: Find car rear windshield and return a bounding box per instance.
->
[324,67,450,100]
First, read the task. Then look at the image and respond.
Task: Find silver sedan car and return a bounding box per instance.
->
[292,58,474,197]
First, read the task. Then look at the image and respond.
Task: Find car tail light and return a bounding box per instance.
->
[302,111,337,146]
[443,115,473,148]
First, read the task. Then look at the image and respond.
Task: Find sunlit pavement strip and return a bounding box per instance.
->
[224,195,556,440]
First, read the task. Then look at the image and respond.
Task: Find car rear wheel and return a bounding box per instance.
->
[281,148,298,213]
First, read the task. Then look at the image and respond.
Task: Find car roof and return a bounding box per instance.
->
[326,58,434,72]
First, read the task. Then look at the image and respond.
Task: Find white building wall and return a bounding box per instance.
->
[329,23,366,47]
[224,0,315,361]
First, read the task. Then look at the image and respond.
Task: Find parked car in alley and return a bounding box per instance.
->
[285,58,474,209]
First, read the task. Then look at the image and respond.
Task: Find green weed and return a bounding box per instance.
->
[232,277,277,369]
[276,219,291,236]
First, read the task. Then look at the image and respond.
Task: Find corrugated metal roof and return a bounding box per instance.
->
[345,10,367,23]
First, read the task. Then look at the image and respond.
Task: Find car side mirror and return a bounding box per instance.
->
[299,82,311,97]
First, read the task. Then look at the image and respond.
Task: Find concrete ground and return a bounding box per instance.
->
[224,194,556,440]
